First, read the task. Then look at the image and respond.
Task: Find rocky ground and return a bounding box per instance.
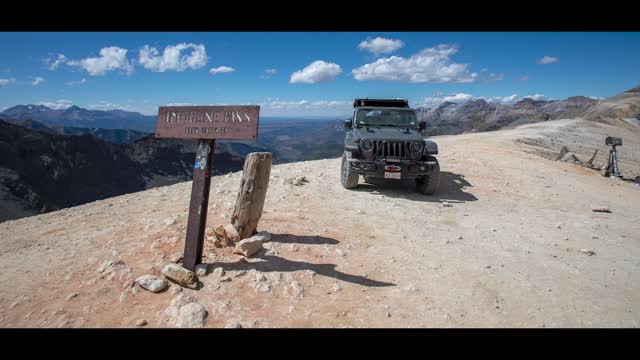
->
[0,117,639,328]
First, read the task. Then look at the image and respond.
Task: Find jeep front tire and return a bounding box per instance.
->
[341,152,359,189]
[416,157,440,195]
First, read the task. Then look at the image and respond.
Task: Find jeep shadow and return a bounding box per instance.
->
[353,171,478,203]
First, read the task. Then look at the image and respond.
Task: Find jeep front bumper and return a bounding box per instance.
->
[348,158,437,179]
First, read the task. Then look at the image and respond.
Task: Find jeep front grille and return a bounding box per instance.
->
[373,141,411,160]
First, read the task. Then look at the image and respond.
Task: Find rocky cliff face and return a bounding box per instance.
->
[0,120,244,221]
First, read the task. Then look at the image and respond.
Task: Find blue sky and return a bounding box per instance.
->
[1,32,639,116]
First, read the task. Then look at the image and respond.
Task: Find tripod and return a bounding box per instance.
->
[604,136,622,177]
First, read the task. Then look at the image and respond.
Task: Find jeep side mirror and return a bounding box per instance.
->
[418,121,426,131]
[344,118,352,129]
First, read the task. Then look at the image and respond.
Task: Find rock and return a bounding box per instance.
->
[135,319,148,327]
[441,201,453,207]
[135,275,168,293]
[233,236,264,257]
[195,264,207,277]
[212,267,225,277]
[164,217,177,226]
[168,253,183,263]
[255,282,271,293]
[457,235,463,240]
[335,248,346,256]
[285,281,304,299]
[332,282,343,293]
[580,249,596,256]
[592,235,599,239]
[254,231,272,243]
[555,223,562,229]
[175,302,207,328]
[161,264,198,290]
[214,224,240,246]
[66,293,78,301]
[225,319,243,328]
[234,270,247,278]
[220,276,232,282]
[286,176,309,186]
[171,286,182,295]
[591,206,611,213]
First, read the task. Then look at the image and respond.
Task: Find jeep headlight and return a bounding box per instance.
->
[361,140,373,151]
[410,141,422,152]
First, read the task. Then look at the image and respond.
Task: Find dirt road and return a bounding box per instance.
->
[1,119,638,327]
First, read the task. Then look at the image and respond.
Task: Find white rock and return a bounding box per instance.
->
[233,236,263,257]
[441,201,453,207]
[225,319,243,328]
[136,274,168,293]
[333,282,343,292]
[580,249,596,256]
[135,319,148,327]
[175,302,207,328]
[212,267,225,277]
[195,264,207,277]
[168,253,183,263]
[66,293,78,301]
[164,217,177,226]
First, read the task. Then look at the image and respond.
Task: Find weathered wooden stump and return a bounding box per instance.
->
[231,152,272,239]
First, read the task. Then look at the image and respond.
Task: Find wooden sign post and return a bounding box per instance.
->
[155,105,260,271]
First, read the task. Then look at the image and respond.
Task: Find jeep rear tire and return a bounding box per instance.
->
[416,157,440,195]
[341,152,359,189]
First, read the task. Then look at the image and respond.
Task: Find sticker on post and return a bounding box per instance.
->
[194,161,201,169]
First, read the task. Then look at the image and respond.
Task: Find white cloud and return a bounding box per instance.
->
[352,44,478,83]
[588,96,604,100]
[67,47,134,76]
[537,56,559,65]
[261,68,277,79]
[47,54,68,70]
[38,99,73,109]
[87,101,128,111]
[166,102,195,106]
[66,78,87,86]
[261,99,351,116]
[523,94,546,101]
[422,92,521,107]
[139,43,207,72]
[357,37,405,56]
[31,77,45,86]
[0,78,15,87]
[484,73,504,82]
[209,66,235,75]
[290,60,342,84]
[490,94,519,103]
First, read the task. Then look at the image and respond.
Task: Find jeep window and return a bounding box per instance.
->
[355,109,417,127]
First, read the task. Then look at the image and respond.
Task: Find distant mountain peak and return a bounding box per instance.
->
[626,85,640,94]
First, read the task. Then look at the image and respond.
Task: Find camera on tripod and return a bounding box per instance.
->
[605,136,622,146]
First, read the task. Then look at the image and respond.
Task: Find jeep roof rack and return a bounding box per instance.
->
[353,98,409,108]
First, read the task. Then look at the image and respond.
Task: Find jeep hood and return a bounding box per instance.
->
[352,126,423,142]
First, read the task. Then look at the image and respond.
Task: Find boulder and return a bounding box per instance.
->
[214,224,240,246]
[161,264,198,289]
[135,274,168,293]
[175,302,207,328]
[233,236,264,257]
[591,206,611,213]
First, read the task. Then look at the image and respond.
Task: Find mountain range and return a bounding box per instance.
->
[1,85,639,221]
[0,105,157,132]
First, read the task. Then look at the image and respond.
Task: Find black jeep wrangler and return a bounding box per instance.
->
[341,98,440,194]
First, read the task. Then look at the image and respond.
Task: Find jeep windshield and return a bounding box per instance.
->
[355,108,417,127]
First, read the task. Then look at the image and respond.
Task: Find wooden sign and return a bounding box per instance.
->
[155,105,260,271]
[156,105,260,140]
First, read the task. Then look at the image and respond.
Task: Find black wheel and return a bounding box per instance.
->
[341,152,359,189]
[416,157,440,195]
